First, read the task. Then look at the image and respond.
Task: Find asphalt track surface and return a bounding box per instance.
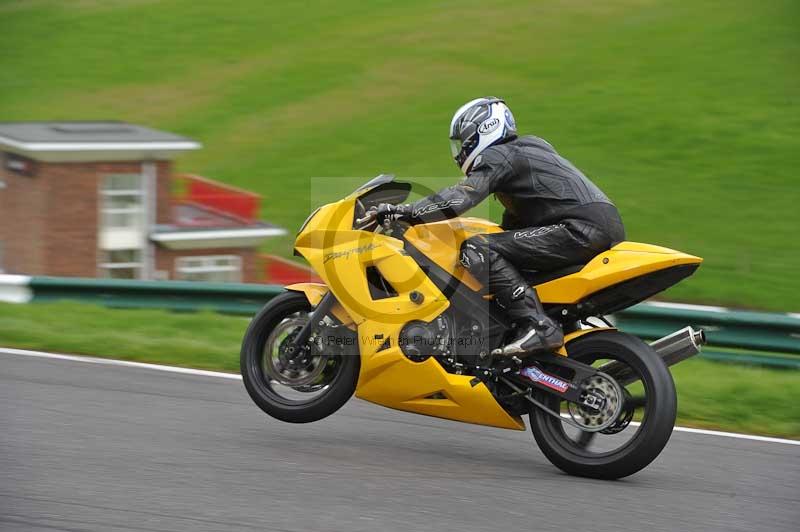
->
[2,350,798,532]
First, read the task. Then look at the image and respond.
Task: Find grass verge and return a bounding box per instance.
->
[1,0,798,310]
[1,301,797,438]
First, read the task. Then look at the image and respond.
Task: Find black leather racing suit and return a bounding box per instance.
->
[407,135,625,322]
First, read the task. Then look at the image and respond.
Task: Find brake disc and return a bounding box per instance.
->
[263,316,329,387]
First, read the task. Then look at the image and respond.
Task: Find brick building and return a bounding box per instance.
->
[0,121,285,282]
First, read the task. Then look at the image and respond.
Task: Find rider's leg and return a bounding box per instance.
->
[459,235,563,355]
[460,220,612,355]
[489,221,613,271]
[494,284,564,355]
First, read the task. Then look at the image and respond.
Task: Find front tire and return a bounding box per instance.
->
[529,331,677,479]
[241,291,360,423]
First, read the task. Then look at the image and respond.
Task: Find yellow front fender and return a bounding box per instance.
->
[285,283,356,328]
[285,282,329,306]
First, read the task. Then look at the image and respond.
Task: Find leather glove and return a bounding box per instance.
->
[375,203,412,226]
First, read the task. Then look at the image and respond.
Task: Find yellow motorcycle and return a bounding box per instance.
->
[241,175,706,479]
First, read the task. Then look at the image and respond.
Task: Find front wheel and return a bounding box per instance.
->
[529,331,677,479]
[241,291,360,423]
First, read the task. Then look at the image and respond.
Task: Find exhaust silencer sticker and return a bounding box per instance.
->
[520,366,570,393]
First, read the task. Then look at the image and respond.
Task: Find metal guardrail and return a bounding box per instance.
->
[1,275,798,368]
[614,303,800,369]
[613,303,800,353]
[29,276,284,314]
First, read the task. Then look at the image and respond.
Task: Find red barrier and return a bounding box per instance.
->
[261,254,321,285]
[175,174,261,223]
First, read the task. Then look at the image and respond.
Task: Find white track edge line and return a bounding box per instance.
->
[2,346,798,446]
[0,347,241,380]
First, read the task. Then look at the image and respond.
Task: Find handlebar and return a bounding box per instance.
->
[355,210,377,226]
[355,208,404,234]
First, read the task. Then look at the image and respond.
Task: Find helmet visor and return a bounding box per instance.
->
[449,138,462,160]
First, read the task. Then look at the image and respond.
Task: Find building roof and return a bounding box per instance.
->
[0,121,201,162]
[148,202,287,250]
[0,121,197,145]
[173,203,255,228]
[150,222,287,250]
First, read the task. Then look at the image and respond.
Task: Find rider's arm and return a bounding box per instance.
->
[405,148,514,224]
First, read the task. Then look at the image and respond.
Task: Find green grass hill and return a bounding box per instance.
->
[1,0,798,310]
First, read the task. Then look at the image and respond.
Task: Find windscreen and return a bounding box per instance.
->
[348,174,413,220]
[354,174,396,194]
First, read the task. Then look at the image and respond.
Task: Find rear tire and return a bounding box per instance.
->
[240,291,360,423]
[529,331,676,479]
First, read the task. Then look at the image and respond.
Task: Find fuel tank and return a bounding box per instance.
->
[403,217,502,291]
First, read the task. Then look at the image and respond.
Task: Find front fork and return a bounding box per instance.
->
[287,292,336,357]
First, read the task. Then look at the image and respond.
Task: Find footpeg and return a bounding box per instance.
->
[491,345,539,357]
[493,327,564,357]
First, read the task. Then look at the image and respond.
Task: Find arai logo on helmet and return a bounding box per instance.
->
[478,117,500,135]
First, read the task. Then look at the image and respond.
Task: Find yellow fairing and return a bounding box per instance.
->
[294,200,524,430]
[295,198,447,326]
[536,242,702,303]
[355,345,525,430]
[353,327,615,430]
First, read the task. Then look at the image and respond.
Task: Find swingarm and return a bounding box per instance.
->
[489,353,625,432]
[496,352,600,405]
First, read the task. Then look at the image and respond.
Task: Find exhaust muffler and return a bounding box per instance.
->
[600,326,706,386]
[650,326,706,367]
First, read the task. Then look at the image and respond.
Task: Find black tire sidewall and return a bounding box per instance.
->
[529,331,677,479]
[240,291,360,424]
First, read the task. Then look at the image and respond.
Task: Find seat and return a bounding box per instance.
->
[520,263,587,286]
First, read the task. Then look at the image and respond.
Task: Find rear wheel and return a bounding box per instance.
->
[240,291,359,423]
[529,331,676,479]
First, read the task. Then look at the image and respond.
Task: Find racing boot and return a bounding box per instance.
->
[494,285,564,356]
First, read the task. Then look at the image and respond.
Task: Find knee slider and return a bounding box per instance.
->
[459,237,489,280]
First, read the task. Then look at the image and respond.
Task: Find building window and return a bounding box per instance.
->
[0,240,4,273]
[100,174,144,230]
[99,249,142,279]
[175,255,242,282]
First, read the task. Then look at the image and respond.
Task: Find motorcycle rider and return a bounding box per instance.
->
[376,97,625,355]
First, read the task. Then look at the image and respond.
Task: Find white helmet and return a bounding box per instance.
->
[449,97,517,173]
